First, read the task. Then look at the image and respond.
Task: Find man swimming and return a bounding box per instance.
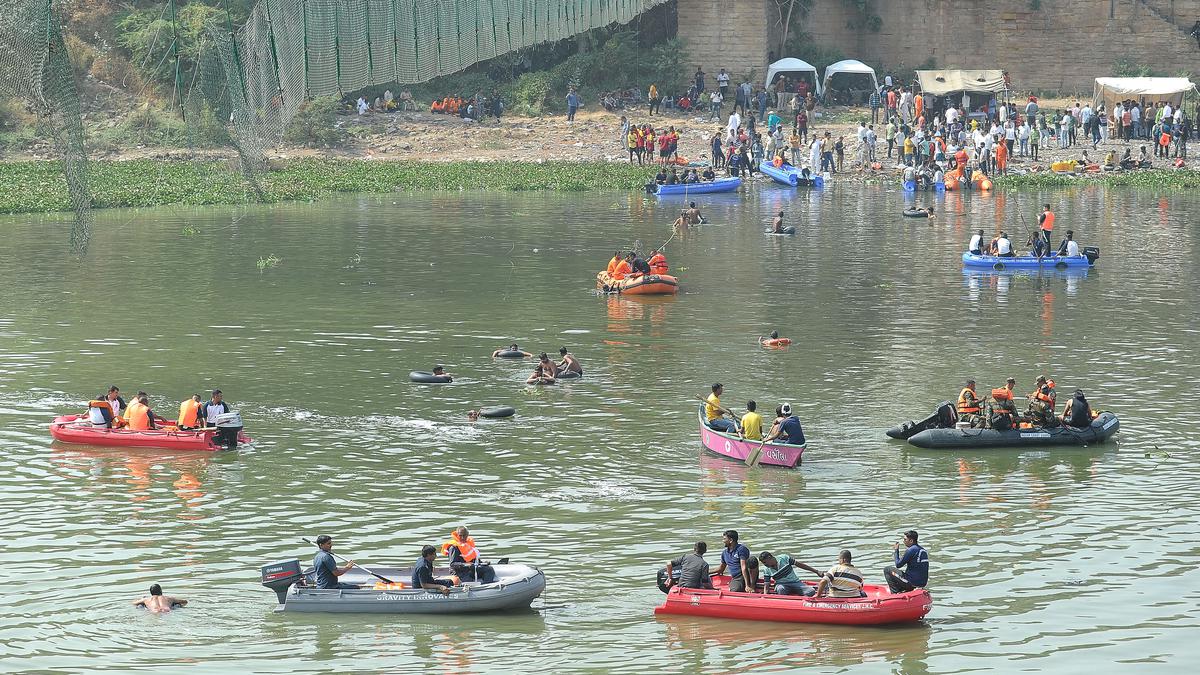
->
[132,584,187,613]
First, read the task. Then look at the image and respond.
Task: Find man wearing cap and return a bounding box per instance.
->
[761,403,805,446]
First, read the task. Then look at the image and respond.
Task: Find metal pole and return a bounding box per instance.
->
[335,0,342,94]
[302,0,310,98]
[263,0,286,107]
[364,0,374,84]
[169,0,185,122]
[391,0,399,83]
[221,0,248,102]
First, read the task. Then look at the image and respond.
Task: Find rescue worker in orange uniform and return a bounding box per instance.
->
[125,393,160,431]
[956,379,984,427]
[611,254,633,280]
[606,250,623,277]
[442,526,497,583]
[648,249,668,275]
[177,394,204,430]
[1026,376,1058,428]
[1038,203,1055,250]
[987,378,1018,431]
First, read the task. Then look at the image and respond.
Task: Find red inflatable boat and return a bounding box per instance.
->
[49,415,250,451]
[654,576,932,626]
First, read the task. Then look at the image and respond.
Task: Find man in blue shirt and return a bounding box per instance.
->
[566,87,581,123]
[713,529,752,592]
[762,403,806,446]
[313,535,358,589]
[884,529,929,593]
[412,545,452,596]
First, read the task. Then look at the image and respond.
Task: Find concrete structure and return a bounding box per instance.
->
[675,0,1200,93]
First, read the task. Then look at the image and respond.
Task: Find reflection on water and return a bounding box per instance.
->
[1,185,1198,672]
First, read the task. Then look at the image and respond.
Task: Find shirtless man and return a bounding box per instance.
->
[685,201,705,224]
[132,584,187,613]
[672,209,689,229]
[771,211,786,233]
[492,344,533,358]
[557,346,584,376]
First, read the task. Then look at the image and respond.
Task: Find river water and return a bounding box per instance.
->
[1,184,1198,673]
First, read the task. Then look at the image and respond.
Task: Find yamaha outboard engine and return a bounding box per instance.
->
[212,412,243,449]
[1082,246,1101,265]
[261,559,303,605]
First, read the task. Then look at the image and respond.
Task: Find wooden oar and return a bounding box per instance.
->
[745,439,767,467]
[302,537,395,585]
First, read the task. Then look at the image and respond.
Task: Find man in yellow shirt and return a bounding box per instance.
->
[740,400,763,440]
[705,383,737,433]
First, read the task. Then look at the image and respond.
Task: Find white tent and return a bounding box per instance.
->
[820,59,879,103]
[765,58,821,96]
[1092,77,1197,111]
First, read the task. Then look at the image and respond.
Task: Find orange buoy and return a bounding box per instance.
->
[980,179,993,191]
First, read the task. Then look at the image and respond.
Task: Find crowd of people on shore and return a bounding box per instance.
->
[664,529,929,597]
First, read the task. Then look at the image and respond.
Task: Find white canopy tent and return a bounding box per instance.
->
[1092,77,1197,111]
[765,58,821,96]
[820,59,879,103]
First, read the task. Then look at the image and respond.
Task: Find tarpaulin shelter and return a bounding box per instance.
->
[765,58,821,96]
[821,59,879,103]
[915,70,1007,96]
[1091,77,1197,110]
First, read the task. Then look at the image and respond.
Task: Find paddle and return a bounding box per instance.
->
[302,537,396,585]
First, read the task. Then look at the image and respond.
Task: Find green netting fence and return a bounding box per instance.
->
[1,1,671,251]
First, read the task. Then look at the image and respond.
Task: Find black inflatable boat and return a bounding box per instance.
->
[906,412,1119,449]
[885,401,956,440]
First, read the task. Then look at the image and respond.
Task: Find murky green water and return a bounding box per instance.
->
[1,184,1198,673]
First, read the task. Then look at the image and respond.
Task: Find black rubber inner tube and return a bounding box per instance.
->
[479,406,515,418]
[902,210,928,218]
[993,262,1006,270]
[494,350,525,358]
[556,370,582,379]
[410,371,452,384]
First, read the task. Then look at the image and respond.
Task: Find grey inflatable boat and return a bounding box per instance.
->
[261,559,545,613]
[907,412,1119,449]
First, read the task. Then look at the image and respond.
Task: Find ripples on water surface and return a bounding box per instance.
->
[1,185,1198,673]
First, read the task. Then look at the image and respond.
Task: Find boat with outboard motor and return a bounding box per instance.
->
[260,559,545,613]
[963,249,1098,270]
[49,412,248,451]
[697,405,805,468]
[597,271,679,295]
[654,573,932,626]
[906,412,1119,449]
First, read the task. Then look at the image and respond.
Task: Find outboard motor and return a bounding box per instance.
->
[211,412,243,449]
[934,400,958,428]
[656,567,682,594]
[261,559,303,605]
[1082,246,1101,265]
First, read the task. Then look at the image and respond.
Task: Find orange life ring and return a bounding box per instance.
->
[980,179,993,191]
[761,338,792,347]
[773,156,784,168]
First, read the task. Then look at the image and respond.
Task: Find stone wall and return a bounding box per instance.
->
[674,0,1200,93]
[799,0,1200,92]
[675,0,775,86]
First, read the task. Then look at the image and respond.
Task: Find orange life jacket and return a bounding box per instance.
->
[126,401,151,430]
[1041,211,1055,232]
[957,387,980,414]
[88,400,113,413]
[991,388,1012,402]
[178,399,202,428]
[613,259,632,280]
[648,253,668,274]
[606,256,620,276]
[441,533,479,563]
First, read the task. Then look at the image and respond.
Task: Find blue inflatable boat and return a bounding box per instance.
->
[758,161,824,188]
[962,249,1099,270]
[903,180,944,192]
[647,177,741,196]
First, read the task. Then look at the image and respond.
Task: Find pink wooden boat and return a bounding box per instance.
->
[697,406,805,468]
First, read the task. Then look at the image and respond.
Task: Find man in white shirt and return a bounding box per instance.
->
[1057,230,1081,257]
[726,110,741,143]
[717,68,730,97]
[946,106,959,125]
[968,229,985,255]
[995,232,1014,257]
[710,89,723,122]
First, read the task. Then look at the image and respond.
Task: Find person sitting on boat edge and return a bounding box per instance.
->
[1061,389,1094,428]
[606,251,623,276]
[654,168,667,185]
[648,249,668,276]
[957,379,985,428]
[132,584,187,613]
[177,394,204,430]
[815,550,866,598]
[704,383,738,433]
[203,389,230,427]
[884,530,929,594]
[97,385,126,427]
[627,251,652,277]
[701,166,716,181]
[714,530,752,593]
[414,544,452,596]
[968,229,985,256]
[611,254,633,281]
[492,344,533,358]
[739,400,763,441]
[994,232,1015,258]
[313,535,357,590]
[665,541,713,590]
[760,403,805,446]
[988,380,1019,431]
[1057,230,1081,257]
[759,551,821,596]
[557,347,583,376]
[442,526,496,583]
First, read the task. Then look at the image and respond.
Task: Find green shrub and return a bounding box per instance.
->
[282,96,347,148]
